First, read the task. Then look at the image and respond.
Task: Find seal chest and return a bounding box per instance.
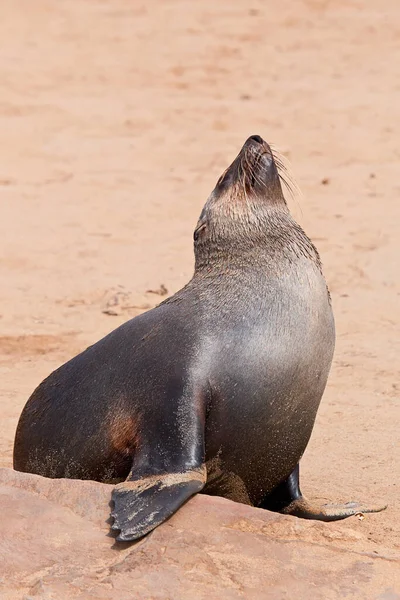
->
[13,135,386,541]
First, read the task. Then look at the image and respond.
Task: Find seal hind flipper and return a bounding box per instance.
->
[260,464,386,521]
[111,468,206,541]
[280,498,387,521]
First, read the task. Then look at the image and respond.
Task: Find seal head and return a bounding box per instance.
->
[195,135,288,250]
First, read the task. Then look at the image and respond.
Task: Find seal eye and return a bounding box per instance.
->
[194,222,207,241]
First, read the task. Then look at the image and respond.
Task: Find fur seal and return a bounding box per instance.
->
[13,135,385,541]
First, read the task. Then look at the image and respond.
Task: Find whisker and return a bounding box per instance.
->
[270,144,302,215]
[251,154,267,189]
[240,154,250,204]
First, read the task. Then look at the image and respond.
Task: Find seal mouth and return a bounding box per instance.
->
[215,135,284,198]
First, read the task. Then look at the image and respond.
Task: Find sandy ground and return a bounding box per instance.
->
[0,0,399,565]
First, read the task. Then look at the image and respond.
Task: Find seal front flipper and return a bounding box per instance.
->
[110,392,207,542]
[259,464,386,521]
[111,467,206,541]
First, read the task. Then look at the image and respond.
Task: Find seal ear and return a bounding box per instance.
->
[194,221,207,241]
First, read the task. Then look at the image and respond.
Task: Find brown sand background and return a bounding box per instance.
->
[0,0,399,559]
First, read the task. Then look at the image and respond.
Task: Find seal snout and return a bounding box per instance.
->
[238,134,279,193]
[248,134,264,145]
[210,134,286,209]
[243,134,271,156]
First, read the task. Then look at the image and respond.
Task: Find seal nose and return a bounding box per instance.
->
[249,135,264,145]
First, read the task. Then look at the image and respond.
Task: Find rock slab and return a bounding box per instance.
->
[0,468,398,599]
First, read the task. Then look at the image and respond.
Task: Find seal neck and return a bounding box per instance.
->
[193,208,320,275]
